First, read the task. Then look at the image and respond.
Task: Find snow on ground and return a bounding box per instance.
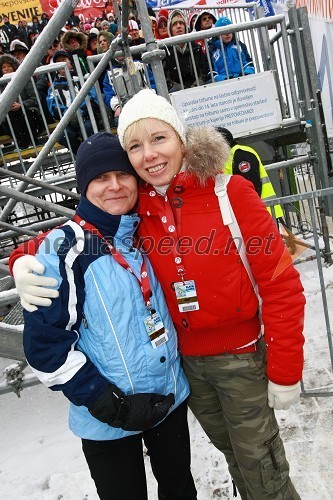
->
[0,259,333,499]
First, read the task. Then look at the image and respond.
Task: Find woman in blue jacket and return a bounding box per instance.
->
[22,132,196,500]
[209,17,255,82]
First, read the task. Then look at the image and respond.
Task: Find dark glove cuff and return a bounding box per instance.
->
[88,383,128,426]
[110,391,129,425]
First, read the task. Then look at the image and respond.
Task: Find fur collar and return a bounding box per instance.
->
[184,126,230,185]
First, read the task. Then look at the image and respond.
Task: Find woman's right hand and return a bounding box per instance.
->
[12,255,59,312]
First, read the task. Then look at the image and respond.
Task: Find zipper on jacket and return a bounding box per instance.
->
[89,267,135,393]
[82,311,88,329]
[264,429,280,470]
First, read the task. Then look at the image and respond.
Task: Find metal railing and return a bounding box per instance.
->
[1,186,331,397]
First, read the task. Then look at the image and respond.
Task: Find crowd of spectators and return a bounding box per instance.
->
[0,4,255,153]
[0,8,120,152]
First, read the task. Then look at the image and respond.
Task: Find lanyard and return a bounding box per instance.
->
[156,193,187,281]
[73,214,153,309]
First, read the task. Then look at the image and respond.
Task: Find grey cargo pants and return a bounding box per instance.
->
[182,338,300,500]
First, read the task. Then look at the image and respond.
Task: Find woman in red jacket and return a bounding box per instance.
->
[117,90,305,500]
[12,90,305,499]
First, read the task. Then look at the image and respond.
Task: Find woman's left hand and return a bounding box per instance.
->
[268,381,300,410]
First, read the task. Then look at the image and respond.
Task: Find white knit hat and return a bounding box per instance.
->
[117,89,186,148]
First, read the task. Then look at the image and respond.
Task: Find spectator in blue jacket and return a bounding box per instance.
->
[21,132,196,500]
[46,50,98,154]
[209,16,255,82]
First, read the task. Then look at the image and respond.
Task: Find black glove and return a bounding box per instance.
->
[88,384,175,432]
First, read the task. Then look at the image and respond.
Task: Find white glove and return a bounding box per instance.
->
[13,255,59,312]
[268,381,300,410]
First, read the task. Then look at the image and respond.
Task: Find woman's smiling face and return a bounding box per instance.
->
[86,171,138,215]
[125,119,184,186]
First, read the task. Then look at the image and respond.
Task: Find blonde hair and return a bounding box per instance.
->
[123,118,182,151]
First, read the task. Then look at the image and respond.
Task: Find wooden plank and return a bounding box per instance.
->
[0,135,13,146]
[0,142,64,166]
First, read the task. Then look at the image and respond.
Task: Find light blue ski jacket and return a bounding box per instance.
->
[23,197,189,440]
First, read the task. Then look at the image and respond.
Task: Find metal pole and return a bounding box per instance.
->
[0,217,69,242]
[0,377,41,396]
[264,186,333,207]
[136,0,170,100]
[280,18,300,121]
[0,185,75,218]
[308,199,333,366]
[0,167,80,200]
[119,0,142,98]
[264,155,309,172]
[0,221,38,237]
[0,0,79,122]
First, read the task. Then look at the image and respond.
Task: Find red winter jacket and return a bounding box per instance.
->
[136,170,305,386]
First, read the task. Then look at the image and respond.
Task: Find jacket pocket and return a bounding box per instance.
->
[234,337,267,380]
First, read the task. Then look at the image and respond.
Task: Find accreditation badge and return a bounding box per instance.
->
[144,311,168,348]
[174,280,200,312]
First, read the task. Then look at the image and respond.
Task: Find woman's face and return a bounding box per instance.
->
[98,35,109,52]
[12,50,26,62]
[89,38,98,51]
[126,119,184,187]
[48,41,61,56]
[158,20,168,37]
[1,62,15,74]
[222,33,233,44]
[86,171,138,215]
[68,37,80,50]
[129,28,139,40]
[190,15,197,31]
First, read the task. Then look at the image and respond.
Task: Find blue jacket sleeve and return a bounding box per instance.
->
[146,65,156,91]
[46,87,57,117]
[103,70,116,108]
[88,85,98,105]
[23,227,109,407]
[46,86,67,119]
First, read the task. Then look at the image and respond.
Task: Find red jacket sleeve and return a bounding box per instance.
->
[228,176,305,385]
[9,232,51,276]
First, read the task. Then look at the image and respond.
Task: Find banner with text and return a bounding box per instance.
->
[170,72,283,137]
[1,0,106,25]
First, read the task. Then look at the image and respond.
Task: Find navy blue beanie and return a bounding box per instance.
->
[75,132,139,196]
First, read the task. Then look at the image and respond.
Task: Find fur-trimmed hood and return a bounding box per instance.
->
[184,126,230,185]
[61,30,88,52]
[0,53,19,76]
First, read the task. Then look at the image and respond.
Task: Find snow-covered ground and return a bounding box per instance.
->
[1,259,333,499]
